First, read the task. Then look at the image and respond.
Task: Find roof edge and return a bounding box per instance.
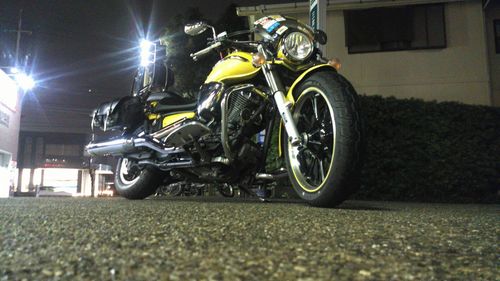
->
[237,0,469,16]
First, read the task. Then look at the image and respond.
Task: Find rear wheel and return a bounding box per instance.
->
[115,158,163,199]
[283,71,363,207]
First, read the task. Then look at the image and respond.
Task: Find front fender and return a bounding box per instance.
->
[284,64,337,103]
[278,64,337,156]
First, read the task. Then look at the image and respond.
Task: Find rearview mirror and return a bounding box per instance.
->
[184,21,209,36]
[314,29,328,45]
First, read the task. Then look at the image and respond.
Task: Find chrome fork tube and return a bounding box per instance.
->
[258,44,302,146]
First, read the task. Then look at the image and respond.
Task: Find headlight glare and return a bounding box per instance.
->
[282,32,313,62]
[140,39,155,66]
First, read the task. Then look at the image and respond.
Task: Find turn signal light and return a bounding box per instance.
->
[252,52,266,67]
[328,58,342,71]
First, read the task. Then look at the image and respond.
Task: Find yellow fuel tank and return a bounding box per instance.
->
[205,51,261,84]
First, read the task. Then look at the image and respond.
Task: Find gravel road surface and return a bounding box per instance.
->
[0,197,497,280]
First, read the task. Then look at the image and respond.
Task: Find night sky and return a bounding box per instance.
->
[0,0,300,133]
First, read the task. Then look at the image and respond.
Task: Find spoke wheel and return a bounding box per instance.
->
[115,158,163,199]
[288,87,336,192]
[283,71,364,207]
[118,158,142,187]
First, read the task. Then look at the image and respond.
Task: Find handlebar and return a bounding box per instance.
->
[190,42,222,61]
[190,39,259,61]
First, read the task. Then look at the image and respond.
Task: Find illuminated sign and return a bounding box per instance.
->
[0,69,18,111]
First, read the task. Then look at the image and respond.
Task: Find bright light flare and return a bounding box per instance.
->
[140,39,153,50]
[15,73,35,90]
[140,39,155,66]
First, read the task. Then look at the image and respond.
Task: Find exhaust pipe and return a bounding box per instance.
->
[86,121,210,157]
[255,168,289,180]
[86,137,176,157]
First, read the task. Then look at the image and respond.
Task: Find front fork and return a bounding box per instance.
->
[261,63,302,147]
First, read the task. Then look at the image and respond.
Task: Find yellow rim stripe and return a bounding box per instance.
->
[289,86,336,193]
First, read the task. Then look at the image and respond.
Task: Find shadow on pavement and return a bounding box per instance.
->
[148,196,395,211]
[338,201,396,212]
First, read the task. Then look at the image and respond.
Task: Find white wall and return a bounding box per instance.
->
[0,70,21,161]
[0,151,12,198]
[331,1,490,105]
[485,3,500,106]
[242,1,492,106]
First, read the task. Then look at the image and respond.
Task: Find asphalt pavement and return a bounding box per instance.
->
[0,197,497,280]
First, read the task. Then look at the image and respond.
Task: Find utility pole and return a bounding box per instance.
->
[15,9,23,67]
[8,9,32,68]
[310,0,327,56]
[0,9,32,69]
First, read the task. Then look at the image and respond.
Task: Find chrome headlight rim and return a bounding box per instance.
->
[282,31,314,62]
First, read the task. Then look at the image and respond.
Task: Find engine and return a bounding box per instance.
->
[225,88,268,169]
[226,89,266,137]
[166,86,268,182]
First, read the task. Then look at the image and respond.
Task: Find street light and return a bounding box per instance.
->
[0,67,36,91]
[14,73,35,91]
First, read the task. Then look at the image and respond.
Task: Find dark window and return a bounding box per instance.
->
[22,137,33,167]
[495,20,500,54]
[344,4,446,54]
[45,144,81,157]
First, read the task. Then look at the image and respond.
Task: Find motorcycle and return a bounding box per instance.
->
[156,182,234,198]
[156,182,204,197]
[86,15,363,207]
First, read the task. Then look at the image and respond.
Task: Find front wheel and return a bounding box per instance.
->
[115,158,163,199]
[284,71,363,207]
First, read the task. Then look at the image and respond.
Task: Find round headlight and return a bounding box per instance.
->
[282,32,314,62]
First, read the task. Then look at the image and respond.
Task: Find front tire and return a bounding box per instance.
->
[284,71,363,207]
[115,158,162,199]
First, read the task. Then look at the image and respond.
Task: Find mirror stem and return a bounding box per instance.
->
[209,25,217,41]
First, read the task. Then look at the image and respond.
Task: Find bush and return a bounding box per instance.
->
[268,95,500,203]
[356,96,499,203]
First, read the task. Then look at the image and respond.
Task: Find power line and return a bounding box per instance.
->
[1,9,32,67]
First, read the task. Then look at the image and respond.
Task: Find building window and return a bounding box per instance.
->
[344,4,446,54]
[495,20,500,54]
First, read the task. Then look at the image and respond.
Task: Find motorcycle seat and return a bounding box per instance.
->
[147,91,197,113]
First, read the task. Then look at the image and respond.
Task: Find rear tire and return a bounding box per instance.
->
[283,71,363,207]
[115,158,163,199]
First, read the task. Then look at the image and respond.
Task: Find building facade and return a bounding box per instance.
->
[15,131,115,197]
[238,0,500,106]
[0,69,21,197]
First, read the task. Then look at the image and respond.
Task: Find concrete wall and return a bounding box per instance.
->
[242,0,493,106]
[485,3,500,106]
[0,104,21,161]
[0,71,21,162]
[0,71,21,196]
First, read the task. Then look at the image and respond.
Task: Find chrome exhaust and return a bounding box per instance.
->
[255,171,289,180]
[86,120,211,157]
[86,137,177,157]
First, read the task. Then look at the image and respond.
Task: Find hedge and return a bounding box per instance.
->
[268,95,500,203]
